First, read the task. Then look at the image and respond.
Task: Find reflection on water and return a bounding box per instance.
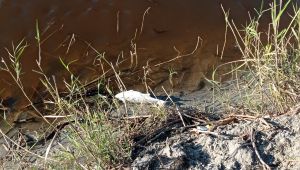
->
[0,0,295,111]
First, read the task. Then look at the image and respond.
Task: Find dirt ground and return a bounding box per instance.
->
[0,83,300,169]
[131,108,300,169]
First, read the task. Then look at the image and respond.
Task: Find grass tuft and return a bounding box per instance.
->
[210,0,300,115]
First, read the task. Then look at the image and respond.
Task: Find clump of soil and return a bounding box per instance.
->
[131,111,300,169]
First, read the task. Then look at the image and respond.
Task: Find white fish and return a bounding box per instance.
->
[115,90,166,106]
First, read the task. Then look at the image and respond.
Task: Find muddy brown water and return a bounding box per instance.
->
[0,1,297,118]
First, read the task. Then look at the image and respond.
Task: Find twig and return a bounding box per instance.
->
[0,129,57,161]
[182,113,207,123]
[154,36,202,67]
[140,7,151,35]
[122,115,151,119]
[250,128,271,170]
[287,103,300,115]
[210,117,237,131]
[258,118,272,129]
[116,10,120,33]
[161,87,186,127]
[229,114,257,120]
[180,123,201,130]
[44,130,58,162]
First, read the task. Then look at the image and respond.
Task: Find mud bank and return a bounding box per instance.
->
[0,0,294,111]
[0,84,300,169]
[0,1,299,168]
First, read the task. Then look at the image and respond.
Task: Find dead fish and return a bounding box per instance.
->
[115,90,166,106]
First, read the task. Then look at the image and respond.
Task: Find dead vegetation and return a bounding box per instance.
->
[0,0,300,169]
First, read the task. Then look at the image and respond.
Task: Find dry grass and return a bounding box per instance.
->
[209,0,300,116]
[0,1,299,169]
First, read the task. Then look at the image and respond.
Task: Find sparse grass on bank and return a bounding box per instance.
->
[210,0,300,116]
[1,21,171,169]
[0,1,300,169]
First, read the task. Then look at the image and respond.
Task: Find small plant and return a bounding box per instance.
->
[0,20,134,169]
[168,67,178,88]
[211,0,300,115]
